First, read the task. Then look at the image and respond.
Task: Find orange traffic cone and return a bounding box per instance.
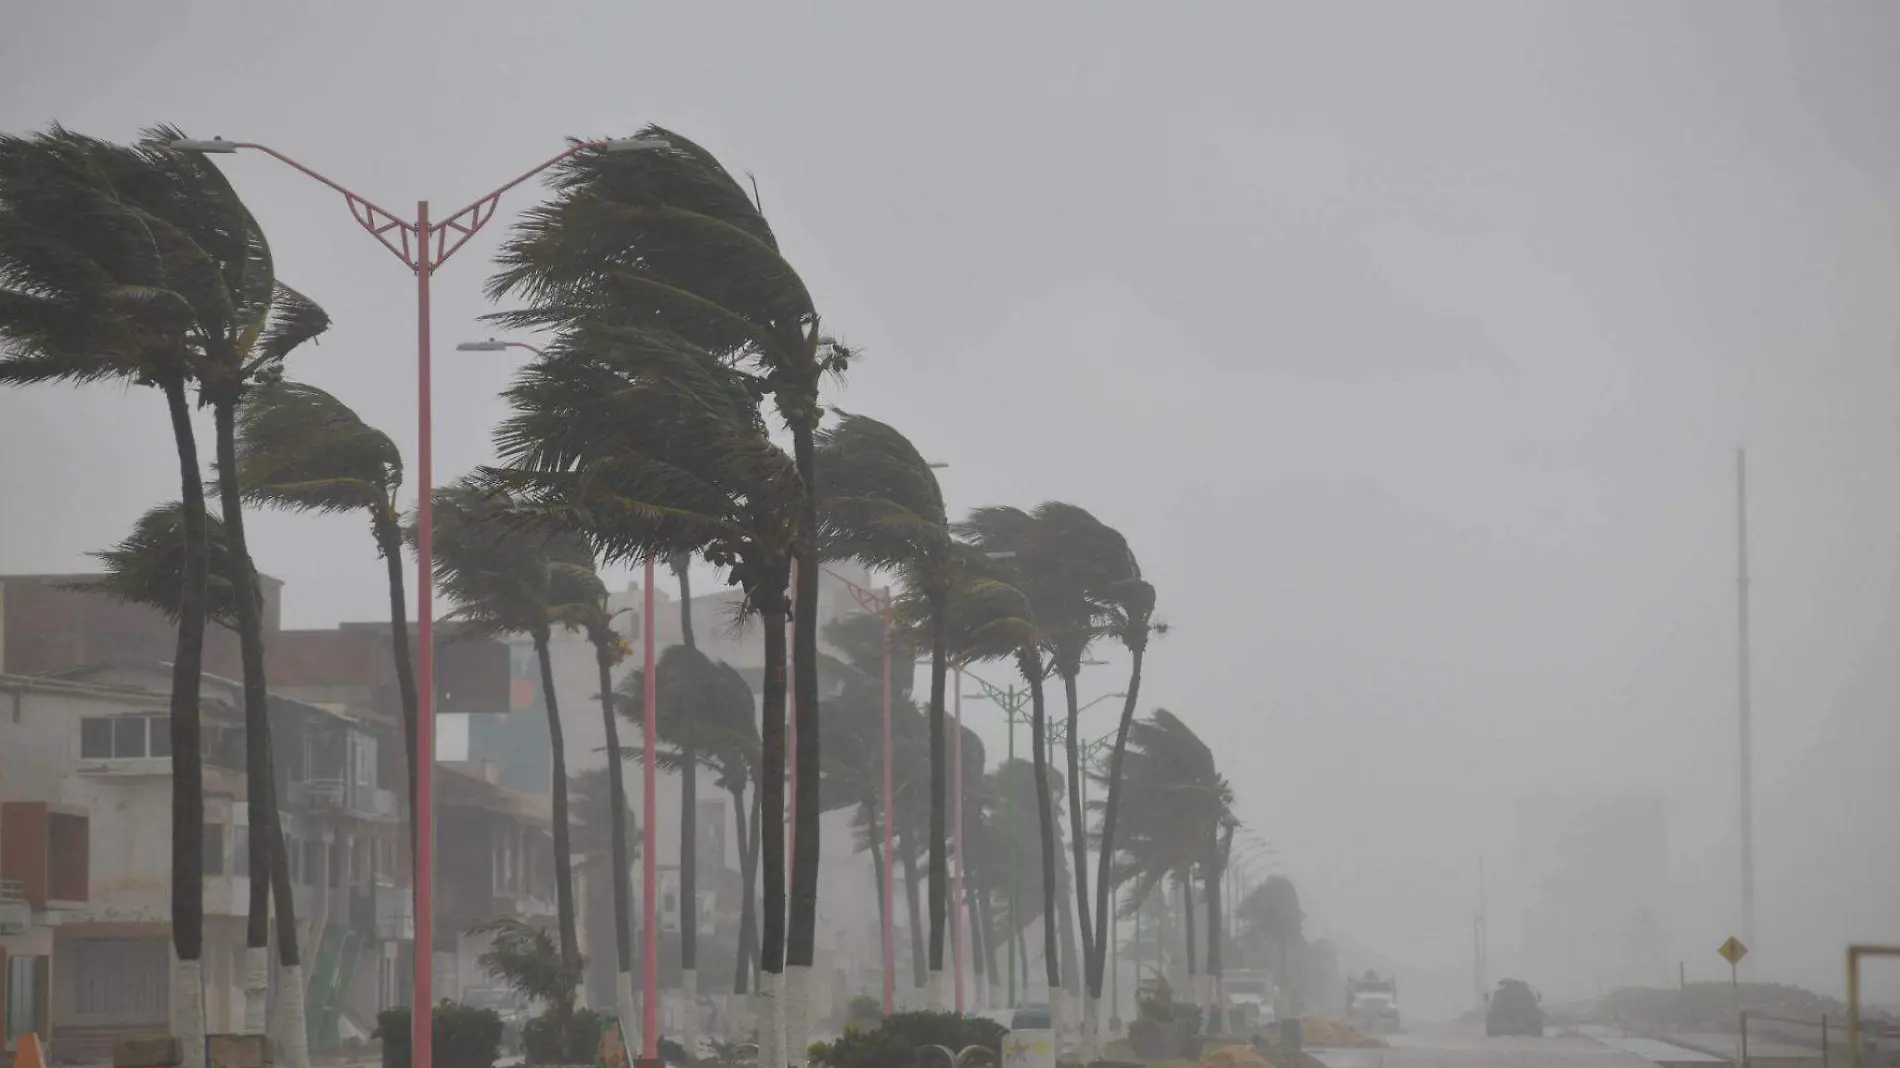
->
[15,1031,45,1068]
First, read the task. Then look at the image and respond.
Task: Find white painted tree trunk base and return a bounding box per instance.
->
[757,971,783,1068]
[275,964,310,1068]
[1082,995,1101,1060]
[681,966,699,1058]
[781,965,810,1068]
[174,956,206,1068]
[616,971,638,1059]
[1050,987,1068,1052]
[924,970,944,1013]
[242,947,269,1035]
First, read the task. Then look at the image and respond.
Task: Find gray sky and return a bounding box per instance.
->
[5,0,1898,1006]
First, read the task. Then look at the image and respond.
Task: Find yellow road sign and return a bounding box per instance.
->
[1719,936,1749,965]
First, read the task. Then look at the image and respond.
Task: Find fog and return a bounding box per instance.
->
[4,0,1898,1017]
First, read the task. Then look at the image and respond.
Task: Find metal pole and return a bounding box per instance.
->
[1110,883,1119,1028]
[1007,693,1018,1009]
[953,668,966,1014]
[881,593,896,1014]
[642,558,659,1059]
[1737,449,1756,952]
[411,200,435,1068]
[787,562,796,902]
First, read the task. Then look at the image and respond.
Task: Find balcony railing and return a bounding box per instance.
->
[0,877,24,903]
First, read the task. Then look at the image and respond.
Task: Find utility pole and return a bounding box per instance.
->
[1736,449,1757,955]
[1477,857,1489,1005]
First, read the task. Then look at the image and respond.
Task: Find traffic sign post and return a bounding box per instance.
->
[1720,937,1749,1064]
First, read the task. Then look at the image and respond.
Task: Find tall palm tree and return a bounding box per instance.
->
[422,480,590,1027]
[488,132,848,1054]
[1091,577,1158,1015]
[957,506,1133,1042]
[814,413,955,1005]
[234,381,418,860]
[0,126,309,1058]
[481,322,800,1061]
[1110,709,1235,1030]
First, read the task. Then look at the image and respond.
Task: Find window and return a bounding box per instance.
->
[79,714,168,759]
[5,955,48,1040]
[202,824,225,876]
[303,840,325,887]
[232,828,250,878]
[351,733,376,788]
[70,940,167,1020]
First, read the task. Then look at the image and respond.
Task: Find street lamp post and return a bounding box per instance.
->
[951,668,966,1014]
[173,133,661,1068]
[960,671,1028,1008]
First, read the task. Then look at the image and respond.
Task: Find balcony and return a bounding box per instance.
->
[288,778,399,822]
[0,877,29,934]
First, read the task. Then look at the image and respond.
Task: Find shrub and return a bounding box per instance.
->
[810,1011,1006,1068]
[523,1006,608,1065]
[375,1002,504,1068]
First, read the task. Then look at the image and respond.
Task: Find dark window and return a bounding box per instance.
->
[303,840,325,886]
[146,717,171,758]
[80,719,113,759]
[232,825,250,878]
[112,718,146,758]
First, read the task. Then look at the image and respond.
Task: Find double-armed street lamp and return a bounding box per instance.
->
[171,133,664,1068]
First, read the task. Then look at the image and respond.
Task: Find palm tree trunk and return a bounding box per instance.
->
[787,423,822,1061]
[925,600,950,1007]
[1090,645,1143,1003]
[215,399,304,1053]
[535,633,582,977]
[672,557,699,1052]
[160,378,208,1051]
[1203,853,1225,1035]
[1179,870,1198,987]
[593,636,634,1045]
[756,597,789,1068]
[901,838,926,993]
[1020,650,1062,1021]
[1060,669,1095,1047]
[374,514,420,868]
[729,783,754,998]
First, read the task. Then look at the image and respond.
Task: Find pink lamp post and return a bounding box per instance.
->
[641,557,659,1063]
[952,667,965,1013]
[171,133,662,1068]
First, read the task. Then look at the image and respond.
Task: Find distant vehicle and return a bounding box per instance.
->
[1345,971,1401,1034]
[1009,1002,1053,1031]
[1485,978,1545,1037]
[1224,971,1277,1032]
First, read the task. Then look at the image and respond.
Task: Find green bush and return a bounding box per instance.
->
[810,1010,1007,1068]
[522,1006,609,1065]
[375,1002,505,1068]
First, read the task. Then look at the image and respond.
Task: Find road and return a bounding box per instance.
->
[1309,1029,1658,1067]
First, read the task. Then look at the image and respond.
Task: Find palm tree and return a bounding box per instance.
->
[0,127,255,1053]
[422,481,589,1012]
[1091,577,1158,1015]
[622,639,759,1046]
[956,506,1134,1041]
[234,381,418,860]
[480,322,800,1060]
[814,413,956,1006]
[1109,710,1235,1031]
[488,132,848,1053]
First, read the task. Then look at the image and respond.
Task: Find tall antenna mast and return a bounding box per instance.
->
[1736,448,1757,953]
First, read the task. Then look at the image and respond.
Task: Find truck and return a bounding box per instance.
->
[1484,978,1544,1037]
[1345,970,1401,1034]
[1223,971,1277,1033]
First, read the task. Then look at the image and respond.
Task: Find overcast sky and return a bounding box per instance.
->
[4,1,1898,1005]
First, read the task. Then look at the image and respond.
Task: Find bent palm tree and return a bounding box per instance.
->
[1091,577,1158,1014]
[235,380,419,863]
[423,480,589,1035]
[0,126,318,1057]
[1111,709,1236,1030]
[489,132,848,1055]
[814,413,956,1004]
[481,321,800,1059]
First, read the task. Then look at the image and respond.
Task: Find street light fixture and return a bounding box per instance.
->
[455,337,545,356]
[170,131,665,1068]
